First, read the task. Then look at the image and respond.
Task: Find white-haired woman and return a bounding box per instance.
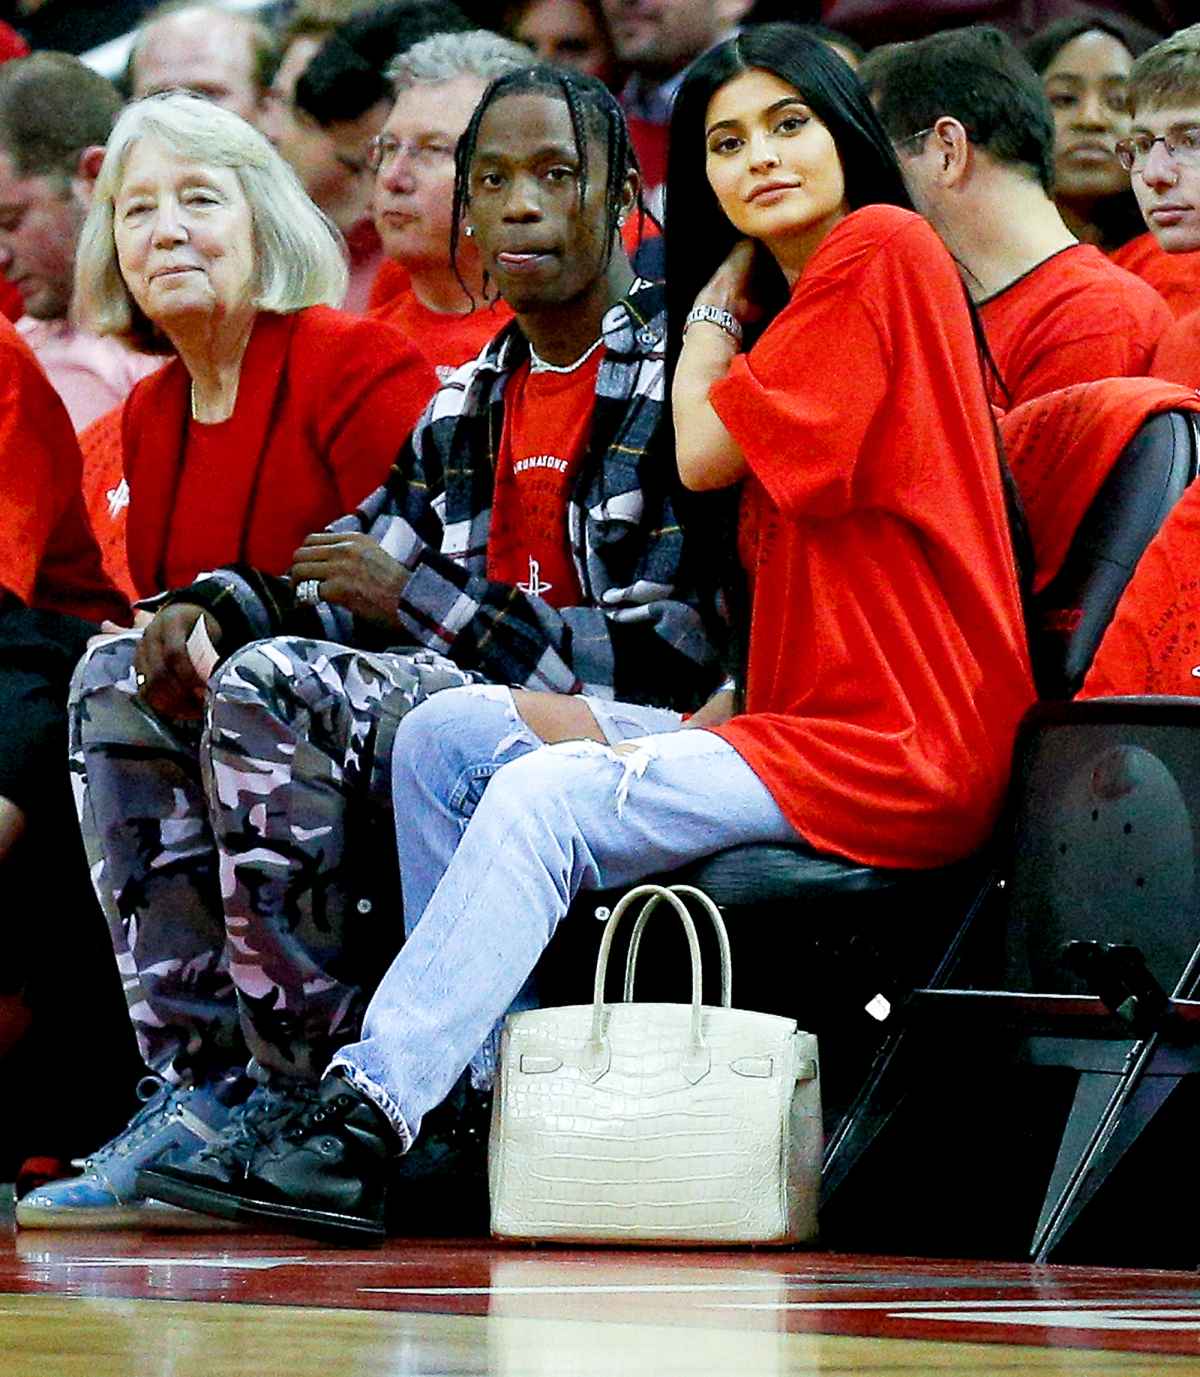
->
[11,94,437,1231]
[74,90,436,620]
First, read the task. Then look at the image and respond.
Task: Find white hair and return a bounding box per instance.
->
[74,90,348,352]
[386,29,532,92]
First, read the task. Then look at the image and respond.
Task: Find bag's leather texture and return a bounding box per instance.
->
[489,884,821,1246]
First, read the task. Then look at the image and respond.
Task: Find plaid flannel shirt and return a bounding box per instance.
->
[169,280,720,711]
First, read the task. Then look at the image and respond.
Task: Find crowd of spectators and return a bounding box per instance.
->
[1,0,1198,1241]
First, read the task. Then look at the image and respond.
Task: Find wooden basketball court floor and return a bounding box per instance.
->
[2,1203,1199,1377]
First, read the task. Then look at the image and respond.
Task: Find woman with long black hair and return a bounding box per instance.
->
[136,31,1035,1242]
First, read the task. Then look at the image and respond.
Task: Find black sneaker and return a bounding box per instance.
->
[137,1074,394,1244]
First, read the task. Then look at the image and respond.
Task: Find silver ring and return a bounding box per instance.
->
[296,578,322,606]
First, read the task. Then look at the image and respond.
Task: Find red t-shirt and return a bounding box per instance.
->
[708,205,1034,871]
[0,277,21,322]
[0,317,126,623]
[999,377,1200,594]
[625,116,668,207]
[980,243,1170,410]
[371,289,513,381]
[1111,232,1200,320]
[162,417,245,592]
[367,258,411,313]
[1079,481,1200,699]
[485,351,602,608]
[1150,306,1200,389]
[78,401,135,602]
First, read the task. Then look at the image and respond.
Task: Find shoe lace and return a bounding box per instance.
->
[200,1083,321,1165]
[83,1075,181,1169]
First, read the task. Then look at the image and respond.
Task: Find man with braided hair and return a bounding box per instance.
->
[18,66,721,1231]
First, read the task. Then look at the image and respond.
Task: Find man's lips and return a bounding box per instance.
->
[494,248,556,269]
[1148,204,1194,223]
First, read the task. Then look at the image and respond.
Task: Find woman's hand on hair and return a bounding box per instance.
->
[289,532,409,630]
[133,603,222,720]
[695,239,759,324]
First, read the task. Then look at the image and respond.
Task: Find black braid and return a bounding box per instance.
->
[450,63,647,301]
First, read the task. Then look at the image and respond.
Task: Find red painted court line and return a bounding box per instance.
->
[2,1228,1198,1356]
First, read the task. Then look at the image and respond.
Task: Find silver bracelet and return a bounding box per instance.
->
[684,304,743,346]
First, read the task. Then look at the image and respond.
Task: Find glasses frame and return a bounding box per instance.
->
[893,125,937,155]
[366,133,457,176]
[1116,125,1200,172]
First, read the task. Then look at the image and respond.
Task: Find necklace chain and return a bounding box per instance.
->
[528,336,604,375]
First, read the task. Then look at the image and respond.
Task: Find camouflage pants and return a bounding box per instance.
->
[69,634,481,1085]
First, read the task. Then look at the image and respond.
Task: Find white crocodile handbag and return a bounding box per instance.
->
[488,883,821,1246]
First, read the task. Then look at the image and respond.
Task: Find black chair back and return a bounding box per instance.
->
[1031,412,1200,699]
[1007,698,1200,995]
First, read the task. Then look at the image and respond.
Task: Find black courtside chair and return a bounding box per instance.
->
[815,407,1200,1262]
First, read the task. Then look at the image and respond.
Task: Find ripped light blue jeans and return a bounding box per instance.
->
[330,685,799,1148]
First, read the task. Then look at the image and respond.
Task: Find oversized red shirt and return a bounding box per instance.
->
[708,205,1034,870]
[0,317,126,623]
[371,289,513,381]
[980,243,1170,410]
[485,352,602,609]
[1111,232,1200,320]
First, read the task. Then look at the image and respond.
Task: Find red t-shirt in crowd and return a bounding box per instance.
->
[980,243,1170,410]
[0,277,21,322]
[367,258,411,313]
[0,317,126,623]
[78,402,135,602]
[1079,481,1200,699]
[998,377,1200,594]
[708,205,1034,871]
[1111,232,1200,320]
[485,349,603,608]
[371,289,513,381]
[1150,306,1200,389]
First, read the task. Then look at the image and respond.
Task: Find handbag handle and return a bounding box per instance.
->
[586,883,710,1084]
[622,884,733,1008]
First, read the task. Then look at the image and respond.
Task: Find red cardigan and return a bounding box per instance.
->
[122,305,437,597]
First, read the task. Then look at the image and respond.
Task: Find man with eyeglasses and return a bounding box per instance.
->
[862,25,1170,410]
[1130,25,1200,389]
[368,31,526,377]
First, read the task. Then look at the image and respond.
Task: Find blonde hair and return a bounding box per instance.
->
[1128,23,1200,117]
[74,91,348,352]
